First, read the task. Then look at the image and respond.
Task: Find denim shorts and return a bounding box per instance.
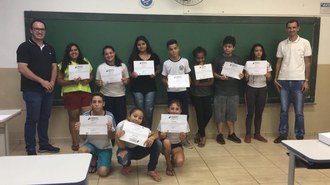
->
[214,95,239,123]
[84,143,113,168]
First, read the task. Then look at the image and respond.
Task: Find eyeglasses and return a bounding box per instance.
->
[32,28,46,32]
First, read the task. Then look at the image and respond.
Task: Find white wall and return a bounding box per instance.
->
[1,0,330,68]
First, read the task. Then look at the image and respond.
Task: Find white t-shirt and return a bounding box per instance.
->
[96,62,129,97]
[156,118,190,145]
[161,57,191,92]
[246,61,272,88]
[83,111,116,149]
[276,36,312,80]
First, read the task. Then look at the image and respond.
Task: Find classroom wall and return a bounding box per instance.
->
[1,0,330,148]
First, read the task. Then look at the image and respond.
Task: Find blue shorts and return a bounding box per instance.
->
[214,95,239,123]
[84,143,113,168]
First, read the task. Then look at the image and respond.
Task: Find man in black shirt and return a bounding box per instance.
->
[16,19,60,155]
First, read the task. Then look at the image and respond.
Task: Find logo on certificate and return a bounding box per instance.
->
[139,0,154,9]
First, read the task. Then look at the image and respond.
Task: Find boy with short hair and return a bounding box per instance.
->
[162,39,192,148]
[212,36,244,144]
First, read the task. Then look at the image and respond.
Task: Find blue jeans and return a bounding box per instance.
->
[23,91,54,151]
[117,139,162,171]
[279,80,305,137]
[132,91,156,129]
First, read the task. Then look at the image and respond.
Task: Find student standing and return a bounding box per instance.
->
[116,107,162,182]
[273,20,312,143]
[57,43,93,151]
[75,92,116,177]
[244,43,272,143]
[212,36,244,145]
[128,36,161,129]
[96,45,129,124]
[16,19,60,155]
[190,47,213,147]
[161,39,192,148]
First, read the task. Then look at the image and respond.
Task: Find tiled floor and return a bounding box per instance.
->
[10,137,330,185]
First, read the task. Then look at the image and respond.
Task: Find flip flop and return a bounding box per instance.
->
[148,171,161,182]
[88,165,97,173]
[121,166,131,175]
[166,168,175,176]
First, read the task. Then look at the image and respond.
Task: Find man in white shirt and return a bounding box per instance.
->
[273,20,312,143]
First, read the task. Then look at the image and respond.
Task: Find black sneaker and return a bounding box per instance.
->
[296,136,304,140]
[228,133,242,143]
[38,144,60,153]
[216,134,225,145]
[273,135,287,143]
[27,150,37,155]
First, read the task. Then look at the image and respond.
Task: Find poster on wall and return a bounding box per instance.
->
[320,2,330,14]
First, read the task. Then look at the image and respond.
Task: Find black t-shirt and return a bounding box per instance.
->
[189,65,213,97]
[212,54,242,96]
[16,39,57,92]
[128,52,160,92]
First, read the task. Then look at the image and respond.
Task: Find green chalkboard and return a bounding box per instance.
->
[24,11,320,105]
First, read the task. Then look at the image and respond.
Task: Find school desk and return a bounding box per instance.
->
[0,109,21,156]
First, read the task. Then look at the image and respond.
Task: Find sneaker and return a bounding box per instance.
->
[253,134,268,143]
[216,134,225,145]
[183,140,194,149]
[228,133,242,143]
[273,135,287,144]
[27,150,37,155]
[296,135,304,140]
[244,135,251,143]
[38,144,60,153]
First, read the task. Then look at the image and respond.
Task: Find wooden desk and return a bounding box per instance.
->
[282,140,330,185]
[0,153,92,185]
[0,109,21,156]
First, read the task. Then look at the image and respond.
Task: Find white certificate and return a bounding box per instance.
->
[194,64,214,80]
[159,114,189,133]
[120,120,150,147]
[168,74,190,88]
[79,116,108,135]
[221,62,244,80]
[134,60,155,76]
[68,64,90,80]
[245,60,268,75]
[100,67,122,84]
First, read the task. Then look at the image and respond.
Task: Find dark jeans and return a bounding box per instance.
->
[167,91,189,118]
[104,95,127,124]
[132,91,156,129]
[117,139,162,171]
[23,91,53,151]
[245,86,267,135]
[191,95,212,137]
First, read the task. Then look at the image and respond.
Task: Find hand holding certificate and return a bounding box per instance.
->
[194,64,214,80]
[168,74,190,88]
[79,116,108,135]
[159,114,189,133]
[100,67,122,84]
[221,62,244,80]
[245,60,268,75]
[120,120,150,147]
[133,60,155,76]
[68,64,90,80]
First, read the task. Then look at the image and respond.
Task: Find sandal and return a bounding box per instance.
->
[71,144,79,151]
[198,137,206,147]
[166,168,175,176]
[194,132,200,144]
[88,165,97,173]
[148,171,161,182]
[121,166,131,175]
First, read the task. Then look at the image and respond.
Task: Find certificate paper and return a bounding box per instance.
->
[120,120,150,147]
[221,62,244,79]
[100,67,122,83]
[68,64,90,80]
[159,114,189,133]
[168,74,190,88]
[79,116,108,135]
[194,64,213,80]
[133,60,155,76]
[245,61,268,75]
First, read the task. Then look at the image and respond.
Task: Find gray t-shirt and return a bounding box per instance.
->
[212,54,242,96]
